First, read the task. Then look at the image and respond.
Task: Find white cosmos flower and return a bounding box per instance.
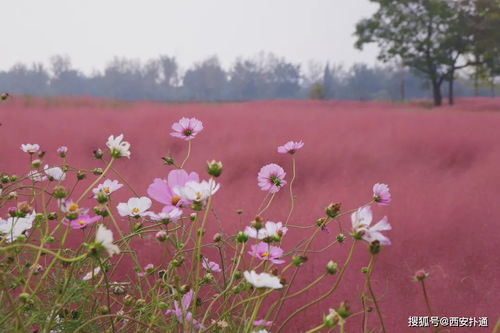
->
[145,207,182,222]
[82,266,101,281]
[92,179,123,197]
[245,221,288,240]
[244,270,283,289]
[28,170,47,182]
[44,165,66,181]
[0,212,36,243]
[351,206,391,245]
[21,143,40,154]
[106,134,131,159]
[117,197,152,217]
[173,179,220,203]
[95,224,120,257]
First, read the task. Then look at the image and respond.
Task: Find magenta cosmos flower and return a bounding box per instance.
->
[202,258,222,273]
[147,169,199,210]
[64,214,101,229]
[165,290,203,329]
[170,117,203,141]
[257,163,287,193]
[248,242,285,264]
[373,183,391,206]
[277,140,304,154]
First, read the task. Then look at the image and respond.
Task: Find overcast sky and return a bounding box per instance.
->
[1,0,380,74]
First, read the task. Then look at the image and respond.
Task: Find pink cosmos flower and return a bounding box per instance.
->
[277,140,304,154]
[373,183,391,206]
[202,258,222,273]
[147,169,199,209]
[351,206,391,245]
[145,206,183,222]
[257,163,287,193]
[170,117,203,141]
[57,146,68,154]
[64,214,101,229]
[254,319,273,327]
[248,242,285,264]
[165,290,203,330]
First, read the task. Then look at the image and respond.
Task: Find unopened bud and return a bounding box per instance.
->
[213,232,223,242]
[326,261,338,275]
[52,185,68,199]
[207,160,223,177]
[76,171,86,180]
[92,168,103,176]
[236,231,248,243]
[93,149,104,159]
[336,233,346,243]
[292,255,308,266]
[162,156,175,165]
[31,159,42,168]
[156,231,168,242]
[17,201,33,214]
[325,202,341,218]
[413,269,429,282]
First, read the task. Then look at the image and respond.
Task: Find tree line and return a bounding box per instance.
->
[0,52,496,103]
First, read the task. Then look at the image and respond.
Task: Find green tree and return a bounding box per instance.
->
[354,0,473,106]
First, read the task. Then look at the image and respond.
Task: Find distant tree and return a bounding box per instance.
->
[355,0,473,106]
[322,64,334,99]
[49,55,86,96]
[229,58,265,100]
[183,57,227,101]
[309,82,326,100]
[265,55,301,99]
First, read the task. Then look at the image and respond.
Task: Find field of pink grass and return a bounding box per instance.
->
[1,97,500,331]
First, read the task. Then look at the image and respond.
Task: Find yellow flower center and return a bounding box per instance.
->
[171,196,181,206]
[103,187,110,194]
[68,203,79,212]
[132,207,140,214]
[195,192,202,200]
[260,251,270,258]
[78,220,86,226]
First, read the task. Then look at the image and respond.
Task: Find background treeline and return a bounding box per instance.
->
[0,53,497,102]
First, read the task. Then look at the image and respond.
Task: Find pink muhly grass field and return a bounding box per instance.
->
[1,96,499,331]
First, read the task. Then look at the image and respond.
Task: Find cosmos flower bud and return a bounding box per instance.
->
[1,175,9,184]
[325,202,341,218]
[236,231,249,243]
[123,295,134,306]
[190,213,197,221]
[135,299,146,309]
[336,233,346,243]
[18,293,30,304]
[76,171,86,180]
[47,212,57,220]
[156,231,168,242]
[31,159,42,168]
[337,301,351,319]
[162,156,175,165]
[93,149,104,159]
[369,240,381,255]
[8,207,17,217]
[292,255,308,266]
[0,92,10,101]
[92,168,103,176]
[207,160,223,177]
[233,271,242,279]
[94,204,109,217]
[8,191,17,200]
[324,309,341,328]
[236,209,243,215]
[52,185,68,199]
[171,258,184,267]
[17,201,33,215]
[326,261,338,275]
[316,217,327,227]
[9,175,18,182]
[413,269,429,282]
[203,272,215,283]
[251,216,264,230]
[213,232,223,242]
[57,146,68,158]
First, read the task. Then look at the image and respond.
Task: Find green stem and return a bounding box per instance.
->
[365,254,386,333]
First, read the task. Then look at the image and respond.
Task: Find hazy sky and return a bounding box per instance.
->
[1,0,380,74]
